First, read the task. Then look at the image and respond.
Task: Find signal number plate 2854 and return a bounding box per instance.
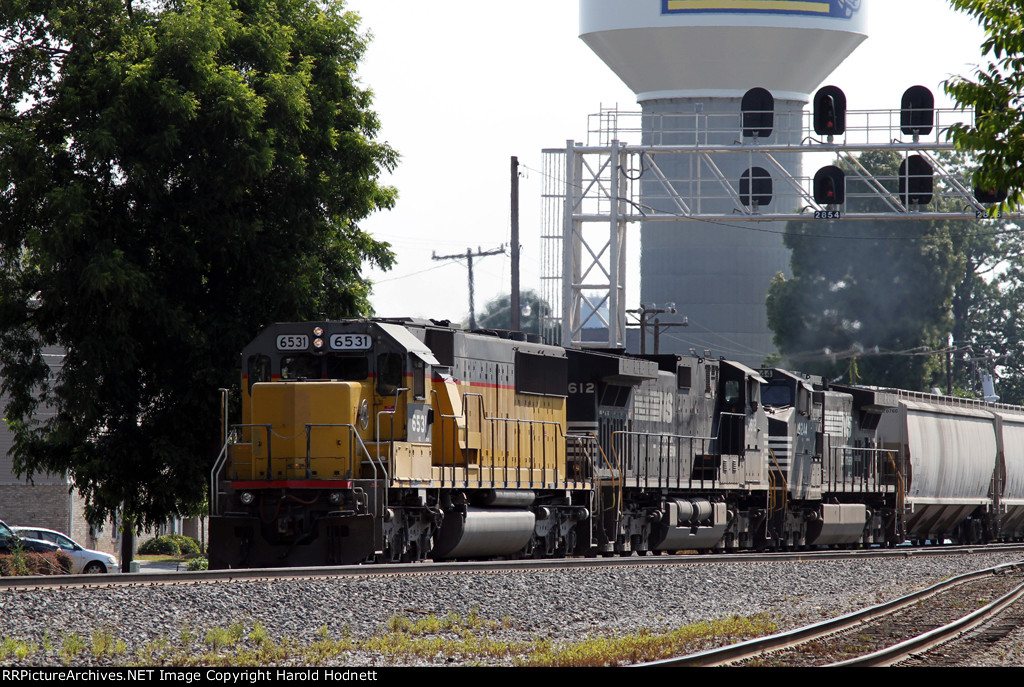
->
[330,333,372,351]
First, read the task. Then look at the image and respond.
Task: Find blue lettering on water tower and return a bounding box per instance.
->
[662,0,861,18]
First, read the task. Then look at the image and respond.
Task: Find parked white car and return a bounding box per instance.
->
[12,527,119,574]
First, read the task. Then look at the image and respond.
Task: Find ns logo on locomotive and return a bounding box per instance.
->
[209,318,1024,568]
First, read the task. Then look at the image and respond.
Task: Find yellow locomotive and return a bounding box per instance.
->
[209,319,594,567]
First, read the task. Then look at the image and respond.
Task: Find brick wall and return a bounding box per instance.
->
[0,484,73,533]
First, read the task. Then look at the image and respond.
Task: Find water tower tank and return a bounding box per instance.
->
[579,0,868,365]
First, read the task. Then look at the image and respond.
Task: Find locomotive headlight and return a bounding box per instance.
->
[313,337,324,350]
[239,492,255,505]
[313,326,324,337]
[328,492,343,505]
[358,399,370,430]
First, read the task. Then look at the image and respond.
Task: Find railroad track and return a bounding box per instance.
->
[640,561,1024,667]
[4,542,1024,590]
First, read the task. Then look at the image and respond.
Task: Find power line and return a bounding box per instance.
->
[373,261,454,284]
[431,246,506,329]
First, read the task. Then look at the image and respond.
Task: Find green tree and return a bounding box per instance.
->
[0,0,396,529]
[984,272,1024,404]
[766,151,959,390]
[475,290,553,339]
[946,211,1024,401]
[942,0,1024,403]
[945,0,1024,208]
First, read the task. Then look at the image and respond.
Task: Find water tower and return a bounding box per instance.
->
[579,0,868,365]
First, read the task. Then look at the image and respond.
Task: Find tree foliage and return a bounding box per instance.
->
[475,290,553,338]
[947,210,1024,402]
[0,0,396,528]
[945,0,1024,208]
[768,148,1024,401]
[943,0,1024,403]
[985,270,1024,404]
[766,151,959,390]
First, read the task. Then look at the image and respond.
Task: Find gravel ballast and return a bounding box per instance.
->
[2,552,1023,666]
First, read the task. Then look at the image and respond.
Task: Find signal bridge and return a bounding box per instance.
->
[541,91,1018,351]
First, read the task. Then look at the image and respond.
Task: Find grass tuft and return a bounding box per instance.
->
[0,611,780,667]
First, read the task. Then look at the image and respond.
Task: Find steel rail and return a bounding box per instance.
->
[4,545,1024,592]
[635,561,1024,667]
[829,575,1024,667]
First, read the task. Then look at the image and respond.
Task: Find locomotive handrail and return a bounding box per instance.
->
[565,433,600,486]
[210,423,272,516]
[210,441,229,516]
[375,387,410,461]
[227,424,274,480]
[716,412,747,458]
[429,387,480,487]
[767,448,788,515]
[825,444,904,494]
[431,390,586,490]
[610,428,717,491]
[592,432,624,538]
[485,412,586,488]
[428,388,458,487]
[304,422,384,526]
[302,423,380,478]
[211,388,231,515]
[373,387,409,516]
[461,392,584,488]
[885,450,906,526]
[462,393,488,488]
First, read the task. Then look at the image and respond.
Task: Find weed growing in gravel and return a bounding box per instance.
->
[249,621,269,646]
[179,624,194,648]
[133,635,171,665]
[0,611,781,667]
[519,614,780,667]
[205,627,232,652]
[91,627,126,658]
[0,637,35,661]
[59,632,86,662]
[204,623,246,653]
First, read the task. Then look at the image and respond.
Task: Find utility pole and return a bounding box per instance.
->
[510,156,520,332]
[627,303,688,354]
[432,245,505,329]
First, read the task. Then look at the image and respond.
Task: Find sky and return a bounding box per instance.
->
[343,0,988,325]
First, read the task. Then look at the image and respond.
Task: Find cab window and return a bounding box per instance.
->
[724,380,741,406]
[281,355,320,380]
[761,381,794,407]
[325,355,369,381]
[376,353,403,396]
[247,355,272,393]
[412,357,426,399]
